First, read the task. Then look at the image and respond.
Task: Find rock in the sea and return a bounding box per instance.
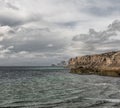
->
[68,51,120,77]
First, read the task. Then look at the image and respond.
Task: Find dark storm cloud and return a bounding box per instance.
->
[81,0,120,17]
[55,21,79,27]
[0,13,42,27]
[84,7,114,16]
[0,14,23,26]
[107,0,120,3]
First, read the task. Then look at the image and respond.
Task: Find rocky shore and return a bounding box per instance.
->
[68,51,120,77]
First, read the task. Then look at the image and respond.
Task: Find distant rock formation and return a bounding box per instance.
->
[68,51,120,77]
[57,61,67,66]
[51,64,57,67]
[51,61,67,67]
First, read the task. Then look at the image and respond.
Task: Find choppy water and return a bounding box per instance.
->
[0,66,120,108]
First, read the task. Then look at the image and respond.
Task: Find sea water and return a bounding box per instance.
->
[0,66,120,108]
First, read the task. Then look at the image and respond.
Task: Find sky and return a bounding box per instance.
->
[0,0,120,66]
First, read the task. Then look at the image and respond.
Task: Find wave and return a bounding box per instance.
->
[1,97,120,108]
[86,98,120,103]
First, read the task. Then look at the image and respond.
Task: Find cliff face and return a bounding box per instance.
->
[68,51,120,77]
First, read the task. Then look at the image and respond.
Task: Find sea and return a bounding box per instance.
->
[0,66,120,108]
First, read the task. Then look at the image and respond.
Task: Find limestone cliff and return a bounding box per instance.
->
[68,51,120,77]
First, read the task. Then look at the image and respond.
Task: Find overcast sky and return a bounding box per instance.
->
[0,0,120,66]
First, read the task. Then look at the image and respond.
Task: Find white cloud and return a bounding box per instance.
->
[47,44,53,47]
[72,20,120,55]
[0,25,14,41]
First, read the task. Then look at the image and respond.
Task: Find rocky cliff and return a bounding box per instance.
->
[68,51,120,77]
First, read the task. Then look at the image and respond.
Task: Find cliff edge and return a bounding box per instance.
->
[68,51,120,77]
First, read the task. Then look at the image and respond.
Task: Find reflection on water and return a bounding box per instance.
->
[0,66,120,108]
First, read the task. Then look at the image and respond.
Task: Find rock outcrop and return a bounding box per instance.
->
[68,51,120,77]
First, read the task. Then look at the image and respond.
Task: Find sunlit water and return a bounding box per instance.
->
[0,66,120,108]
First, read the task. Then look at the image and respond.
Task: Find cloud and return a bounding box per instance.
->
[0,0,19,10]
[5,2,19,10]
[0,25,69,65]
[6,27,67,52]
[72,20,120,55]
[80,0,120,17]
[47,44,53,47]
[0,0,43,27]
[0,12,43,27]
[0,25,14,41]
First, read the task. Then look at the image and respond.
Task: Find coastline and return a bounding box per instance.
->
[68,51,120,77]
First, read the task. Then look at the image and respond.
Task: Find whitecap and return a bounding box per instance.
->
[86,98,120,103]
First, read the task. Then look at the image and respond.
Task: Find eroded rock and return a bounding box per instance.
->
[68,51,120,77]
